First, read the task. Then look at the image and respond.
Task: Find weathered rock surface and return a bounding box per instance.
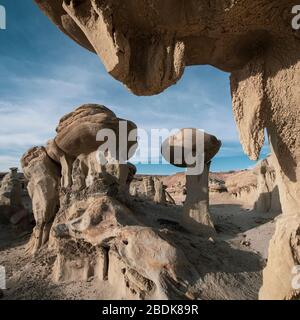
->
[34,0,300,299]
[21,105,267,300]
[0,168,23,222]
[162,129,221,235]
[54,104,137,159]
[140,176,173,205]
[22,104,206,299]
[253,156,281,214]
[0,168,33,230]
[224,157,282,215]
[21,147,61,254]
[225,170,258,205]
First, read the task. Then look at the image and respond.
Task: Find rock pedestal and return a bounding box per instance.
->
[182,162,215,235]
[162,129,221,234]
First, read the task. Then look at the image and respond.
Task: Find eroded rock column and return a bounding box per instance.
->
[162,128,221,235]
[21,147,60,255]
[231,44,300,299]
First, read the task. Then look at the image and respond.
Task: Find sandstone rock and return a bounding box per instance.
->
[51,194,200,299]
[21,105,213,299]
[209,178,227,193]
[253,156,281,214]
[226,170,258,205]
[225,157,282,215]
[46,139,74,189]
[35,1,292,97]
[142,176,155,200]
[141,176,174,205]
[153,179,166,204]
[162,128,221,168]
[162,129,221,235]
[34,1,300,299]
[182,162,215,235]
[21,147,61,254]
[0,168,23,217]
[0,168,32,229]
[55,104,137,159]
[164,187,176,205]
[260,216,300,300]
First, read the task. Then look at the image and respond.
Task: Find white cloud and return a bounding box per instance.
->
[0,53,252,172]
[0,155,21,172]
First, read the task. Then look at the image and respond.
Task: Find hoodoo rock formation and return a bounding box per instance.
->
[20,105,198,299]
[34,1,300,300]
[21,147,61,254]
[0,168,23,219]
[162,129,221,234]
[253,156,281,214]
[0,168,32,229]
[141,176,174,204]
[21,105,265,300]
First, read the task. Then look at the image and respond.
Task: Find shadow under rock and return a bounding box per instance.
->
[210,203,280,238]
[130,199,264,299]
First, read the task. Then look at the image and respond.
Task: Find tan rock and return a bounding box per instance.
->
[162,128,221,168]
[33,1,300,299]
[153,178,166,204]
[253,156,281,214]
[46,139,74,189]
[0,168,23,221]
[142,176,155,200]
[51,195,198,299]
[21,147,61,254]
[55,104,137,159]
[162,129,221,234]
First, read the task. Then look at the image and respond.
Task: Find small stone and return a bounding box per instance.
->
[241,240,251,247]
[208,237,215,243]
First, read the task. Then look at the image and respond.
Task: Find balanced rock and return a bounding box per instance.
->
[162,129,221,235]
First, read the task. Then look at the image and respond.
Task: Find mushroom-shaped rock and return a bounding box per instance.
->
[162,129,221,235]
[55,104,137,159]
[21,147,61,254]
[53,104,137,196]
[162,128,221,168]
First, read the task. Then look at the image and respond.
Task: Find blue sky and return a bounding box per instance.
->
[0,0,270,174]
